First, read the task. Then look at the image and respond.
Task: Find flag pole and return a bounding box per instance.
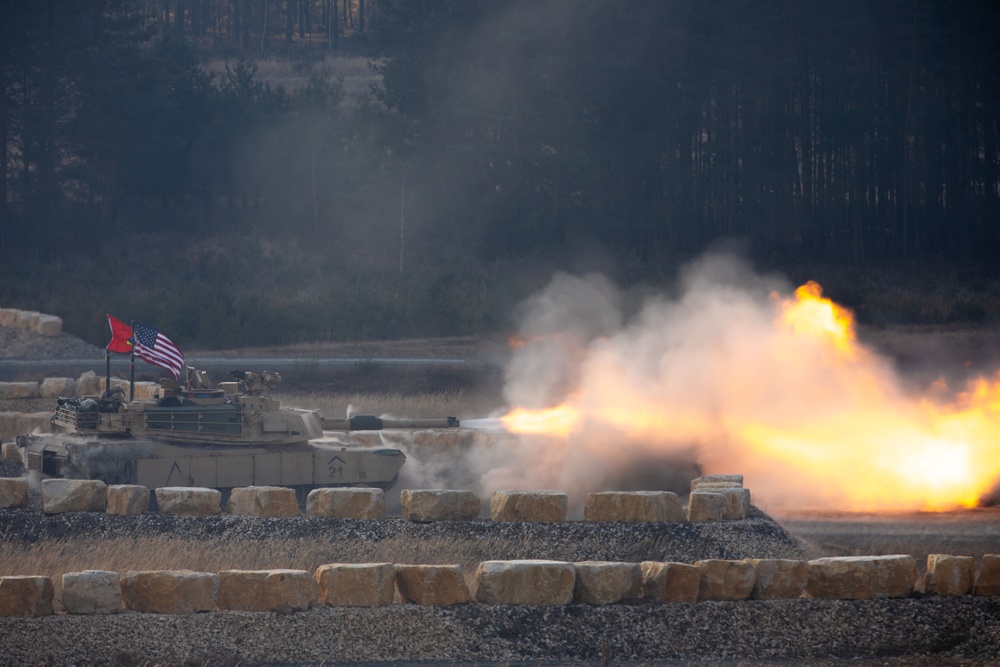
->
[105,349,111,398]
[129,321,136,402]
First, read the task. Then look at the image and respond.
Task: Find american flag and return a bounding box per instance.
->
[132,322,184,380]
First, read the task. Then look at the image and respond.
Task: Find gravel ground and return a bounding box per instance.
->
[0,595,998,666]
[2,494,999,666]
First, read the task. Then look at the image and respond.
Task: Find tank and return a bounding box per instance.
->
[16,367,459,501]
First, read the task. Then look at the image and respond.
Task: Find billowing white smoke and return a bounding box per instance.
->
[402,251,1000,512]
[473,253,787,505]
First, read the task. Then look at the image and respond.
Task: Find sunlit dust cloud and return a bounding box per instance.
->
[486,253,1000,511]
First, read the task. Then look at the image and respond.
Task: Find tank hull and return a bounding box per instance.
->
[19,435,405,492]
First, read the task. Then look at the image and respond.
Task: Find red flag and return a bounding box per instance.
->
[106,315,133,354]
[132,322,185,379]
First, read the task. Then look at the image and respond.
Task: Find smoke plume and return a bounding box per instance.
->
[466,252,1000,512]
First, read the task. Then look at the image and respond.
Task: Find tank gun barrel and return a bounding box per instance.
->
[323,415,460,431]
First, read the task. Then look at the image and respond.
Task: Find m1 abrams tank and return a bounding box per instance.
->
[16,368,459,500]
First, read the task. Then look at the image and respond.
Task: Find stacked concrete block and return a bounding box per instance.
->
[919,554,974,596]
[38,378,75,399]
[77,372,102,396]
[1,441,20,463]
[974,555,1000,596]
[306,487,386,519]
[104,378,158,400]
[315,563,396,607]
[805,555,916,600]
[106,485,150,515]
[695,559,756,601]
[747,558,809,599]
[0,477,29,509]
[489,490,568,522]
[42,479,107,514]
[474,560,576,605]
[639,562,700,604]
[62,571,122,614]
[217,570,314,613]
[691,474,744,491]
[0,308,61,336]
[227,486,301,517]
[155,487,222,516]
[0,411,54,441]
[584,491,686,522]
[0,382,39,400]
[0,576,54,617]
[688,474,750,521]
[394,565,470,605]
[121,570,218,614]
[687,492,727,522]
[400,489,480,521]
[572,561,642,605]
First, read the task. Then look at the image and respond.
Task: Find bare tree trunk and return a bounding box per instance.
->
[331,0,338,49]
[261,0,269,53]
[399,181,405,275]
[358,0,364,33]
[0,3,7,259]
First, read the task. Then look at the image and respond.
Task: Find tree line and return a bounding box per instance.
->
[0,0,998,346]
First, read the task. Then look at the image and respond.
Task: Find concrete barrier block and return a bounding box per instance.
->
[315,563,395,607]
[805,555,915,600]
[106,485,149,515]
[0,308,14,328]
[121,570,218,614]
[974,554,1000,596]
[0,382,39,399]
[691,474,743,491]
[42,479,107,514]
[62,570,122,614]
[490,490,567,522]
[155,487,222,516]
[585,491,686,523]
[227,486,300,517]
[218,570,314,613]
[6,412,54,439]
[474,560,576,606]
[77,371,102,396]
[306,487,385,519]
[14,310,37,330]
[39,377,75,399]
[918,554,974,596]
[719,487,751,519]
[695,559,756,601]
[35,314,62,336]
[0,576,54,617]
[395,564,470,606]
[687,491,725,522]
[0,477,29,509]
[640,561,700,603]
[573,561,642,605]
[400,489,480,522]
[747,558,809,599]
[1,441,21,463]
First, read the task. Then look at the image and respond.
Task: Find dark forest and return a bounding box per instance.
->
[1,0,998,348]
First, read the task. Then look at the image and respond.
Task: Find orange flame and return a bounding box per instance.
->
[499,281,1000,511]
